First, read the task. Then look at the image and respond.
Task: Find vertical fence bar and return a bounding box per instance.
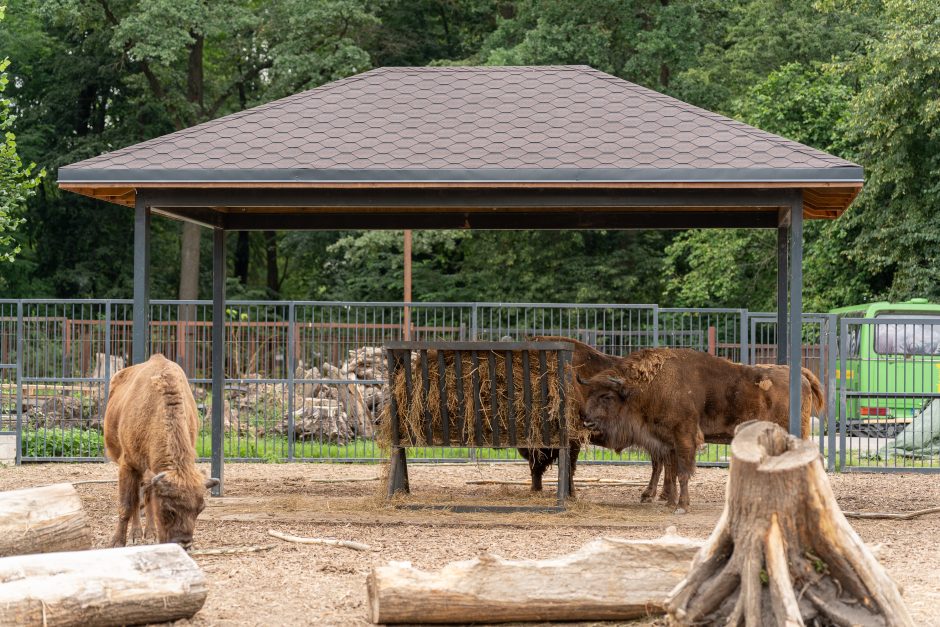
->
[287,302,296,462]
[15,301,23,465]
[826,314,837,471]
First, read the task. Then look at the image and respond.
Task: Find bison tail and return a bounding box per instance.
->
[800,367,825,415]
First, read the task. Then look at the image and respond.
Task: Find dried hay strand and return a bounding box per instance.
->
[378,349,589,449]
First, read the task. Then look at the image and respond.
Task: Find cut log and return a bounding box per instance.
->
[0,543,208,626]
[325,363,374,437]
[666,420,913,626]
[0,483,92,557]
[367,532,702,624]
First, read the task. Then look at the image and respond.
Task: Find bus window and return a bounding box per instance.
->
[873,315,940,355]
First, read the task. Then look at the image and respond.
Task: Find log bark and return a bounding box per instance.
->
[367,532,702,624]
[0,543,208,626]
[666,420,913,626]
[0,483,92,557]
[325,363,374,437]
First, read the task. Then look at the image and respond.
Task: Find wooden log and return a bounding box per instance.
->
[0,543,208,626]
[666,420,914,626]
[325,363,374,437]
[0,483,92,557]
[366,532,702,624]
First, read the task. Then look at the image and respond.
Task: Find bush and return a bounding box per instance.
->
[21,427,104,458]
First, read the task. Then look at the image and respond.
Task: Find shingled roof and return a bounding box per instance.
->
[58,65,862,217]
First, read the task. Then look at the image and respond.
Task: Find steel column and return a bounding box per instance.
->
[788,194,804,436]
[132,196,151,364]
[776,214,788,366]
[211,227,225,496]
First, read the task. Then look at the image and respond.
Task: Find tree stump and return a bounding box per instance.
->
[665,421,913,626]
[0,483,92,558]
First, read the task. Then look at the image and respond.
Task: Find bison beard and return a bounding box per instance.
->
[104,354,218,549]
[580,349,824,513]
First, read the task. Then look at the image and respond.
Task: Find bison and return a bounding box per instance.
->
[518,336,625,494]
[104,354,218,548]
[579,348,824,513]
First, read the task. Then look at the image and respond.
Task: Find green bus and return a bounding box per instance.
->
[831,299,940,437]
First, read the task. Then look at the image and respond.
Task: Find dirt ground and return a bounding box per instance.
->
[1,461,938,626]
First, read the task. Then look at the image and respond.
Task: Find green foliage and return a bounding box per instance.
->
[843,0,940,303]
[0,5,43,263]
[21,427,104,458]
[0,0,935,311]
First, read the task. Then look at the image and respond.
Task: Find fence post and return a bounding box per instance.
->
[740,311,749,365]
[287,302,296,462]
[838,317,848,471]
[826,314,837,472]
[15,301,23,465]
[651,305,659,348]
[103,301,112,444]
[470,303,478,341]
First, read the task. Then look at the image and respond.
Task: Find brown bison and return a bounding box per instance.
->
[104,354,218,548]
[518,336,625,494]
[526,336,687,501]
[579,348,824,513]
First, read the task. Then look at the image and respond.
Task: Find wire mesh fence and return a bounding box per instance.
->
[5,299,932,472]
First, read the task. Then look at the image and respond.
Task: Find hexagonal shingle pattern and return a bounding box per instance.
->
[60,66,858,179]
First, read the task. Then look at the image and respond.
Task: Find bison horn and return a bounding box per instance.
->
[205,477,220,489]
[606,375,625,386]
[151,472,167,485]
[576,373,590,386]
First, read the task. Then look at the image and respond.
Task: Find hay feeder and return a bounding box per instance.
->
[383,341,577,512]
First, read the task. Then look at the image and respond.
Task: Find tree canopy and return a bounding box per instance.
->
[0,0,935,311]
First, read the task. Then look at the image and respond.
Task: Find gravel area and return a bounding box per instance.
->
[1,461,937,626]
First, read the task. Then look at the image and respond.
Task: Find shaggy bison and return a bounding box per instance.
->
[103,354,218,548]
[519,336,624,494]
[579,348,824,513]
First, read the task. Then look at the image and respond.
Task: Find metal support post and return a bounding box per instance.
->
[776,212,788,366]
[133,196,151,365]
[211,227,225,496]
[788,194,804,436]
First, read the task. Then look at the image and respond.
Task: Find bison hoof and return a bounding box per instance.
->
[640,494,654,503]
[530,485,543,492]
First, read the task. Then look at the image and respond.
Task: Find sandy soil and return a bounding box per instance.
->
[1,461,938,626]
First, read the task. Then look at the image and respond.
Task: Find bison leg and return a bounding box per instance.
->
[111,464,142,548]
[660,454,679,506]
[641,458,662,503]
[520,448,552,492]
[673,429,698,515]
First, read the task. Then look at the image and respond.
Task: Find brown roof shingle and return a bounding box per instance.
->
[58,65,861,184]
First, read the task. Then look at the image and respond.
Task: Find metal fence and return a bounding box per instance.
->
[3,299,936,472]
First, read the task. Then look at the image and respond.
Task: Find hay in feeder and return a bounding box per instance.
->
[378,349,589,449]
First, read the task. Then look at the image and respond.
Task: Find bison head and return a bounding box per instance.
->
[577,372,633,452]
[142,471,219,549]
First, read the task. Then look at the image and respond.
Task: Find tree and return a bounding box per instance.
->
[0,5,42,263]
[844,0,940,302]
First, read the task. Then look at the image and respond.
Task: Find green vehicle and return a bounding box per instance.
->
[831,299,940,437]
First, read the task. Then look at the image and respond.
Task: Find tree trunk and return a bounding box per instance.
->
[666,420,913,626]
[234,231,250,284]
[367,533,702,624]
[179,222,202,301]
[0,543,208,626]
[264,230,278,296]
[0,483,92,558]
